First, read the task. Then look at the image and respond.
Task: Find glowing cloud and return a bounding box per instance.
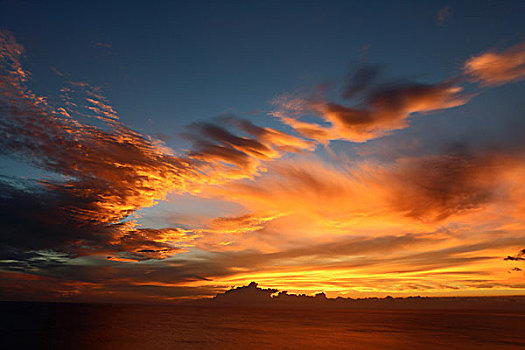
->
[464,41,525,86]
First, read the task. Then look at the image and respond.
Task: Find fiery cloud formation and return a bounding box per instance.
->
[0,31,307,262]
[1,30,524,302]
[0,31,204,261]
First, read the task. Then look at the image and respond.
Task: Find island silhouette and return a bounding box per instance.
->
[187,282,525,310]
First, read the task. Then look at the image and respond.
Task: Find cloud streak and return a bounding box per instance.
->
[273,77,469,143]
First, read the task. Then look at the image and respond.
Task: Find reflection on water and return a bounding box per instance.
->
[1,302,524,349]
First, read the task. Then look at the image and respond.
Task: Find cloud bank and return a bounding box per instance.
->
[1,31,525,302]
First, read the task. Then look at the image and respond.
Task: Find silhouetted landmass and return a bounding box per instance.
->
[187,282,525,310]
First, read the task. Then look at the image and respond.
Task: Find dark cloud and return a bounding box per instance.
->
[185,121,270,170]
[0,268,220,303]
[211,281,278,306]
[0,179,194,262]
[505,256,525,261]
[342,65,381,100]
[185,116,313,172]
[388,153,500,221]
[504,248,525,261]
[0,233,436,294]
[275,78,468,143]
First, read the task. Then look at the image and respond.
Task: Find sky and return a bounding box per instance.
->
[0,0,524,303]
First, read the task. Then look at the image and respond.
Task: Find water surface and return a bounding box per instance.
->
[1,302,524,349]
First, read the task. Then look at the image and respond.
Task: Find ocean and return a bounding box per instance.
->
[1,302,524,349]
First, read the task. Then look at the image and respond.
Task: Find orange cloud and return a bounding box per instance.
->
[185,117,314,183]
[273,80,468,143]
[464,41,525,86]
[386,152,518,221]
[200,147,525,262]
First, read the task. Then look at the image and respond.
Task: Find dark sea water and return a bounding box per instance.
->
[1,302,524,349]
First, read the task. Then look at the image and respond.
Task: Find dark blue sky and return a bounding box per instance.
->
[1,0,523,143]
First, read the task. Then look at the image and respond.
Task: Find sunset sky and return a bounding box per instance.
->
[1,0,524,303]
